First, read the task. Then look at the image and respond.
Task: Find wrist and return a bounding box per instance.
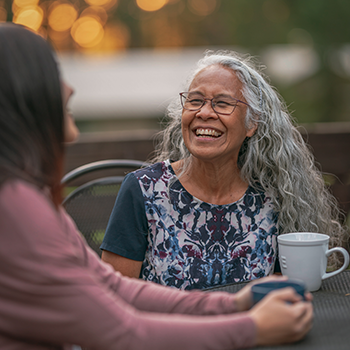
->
[234,289,252,312]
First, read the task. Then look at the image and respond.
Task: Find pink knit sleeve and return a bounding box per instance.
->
[0,181,256,350]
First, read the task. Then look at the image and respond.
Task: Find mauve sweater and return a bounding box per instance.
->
[0,180,256,350]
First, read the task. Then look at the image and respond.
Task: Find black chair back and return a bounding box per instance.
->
[62,160,148,256]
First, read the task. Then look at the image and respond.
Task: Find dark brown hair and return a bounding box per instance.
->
[0,23,64,207]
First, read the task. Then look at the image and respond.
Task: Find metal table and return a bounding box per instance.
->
[207,271,350,349]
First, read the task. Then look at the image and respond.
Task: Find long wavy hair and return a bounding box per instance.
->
[152,50,347,252]
[0,23,64,208]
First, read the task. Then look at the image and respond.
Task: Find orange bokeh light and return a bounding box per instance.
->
[48,2,78,32]
[84,0,117,8]
[136,0,168,12]
[12,0,39,17]
[13,0,39,8]
[81,6,108,25]
[13,6,43,31]
[71,16,104,48]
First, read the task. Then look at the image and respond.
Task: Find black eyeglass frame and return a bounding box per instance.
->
[179,92,250,116]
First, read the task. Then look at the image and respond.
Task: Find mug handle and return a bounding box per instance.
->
[322,247,350,280]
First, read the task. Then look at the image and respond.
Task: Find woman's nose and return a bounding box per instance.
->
[195,101,218,119]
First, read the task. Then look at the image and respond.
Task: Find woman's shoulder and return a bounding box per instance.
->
[0,180,66,225]
[0,179,80,247]
[0,180,48,206]
[0,180,60,234]
[133,160,173,180]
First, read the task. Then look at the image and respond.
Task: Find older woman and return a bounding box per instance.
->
[101,50,345,290]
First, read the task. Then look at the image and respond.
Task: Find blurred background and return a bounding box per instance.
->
[3,0,350,136]
[3,0,350,228]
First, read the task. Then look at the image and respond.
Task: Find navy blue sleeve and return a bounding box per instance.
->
[100,173,149,261]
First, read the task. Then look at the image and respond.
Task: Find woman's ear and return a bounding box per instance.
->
[246,122,258,138]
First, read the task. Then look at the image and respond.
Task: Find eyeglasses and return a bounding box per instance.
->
[180,92,249,115]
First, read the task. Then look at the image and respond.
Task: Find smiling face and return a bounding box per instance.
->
[181,64,256,166]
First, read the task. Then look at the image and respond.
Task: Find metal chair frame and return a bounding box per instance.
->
[62,176,125,206]
[61,159,148,185]
[62,159,149,256]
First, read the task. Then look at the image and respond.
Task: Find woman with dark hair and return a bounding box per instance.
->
[101,50,347,290]
[0,22,79,206]
[0,23,313,349]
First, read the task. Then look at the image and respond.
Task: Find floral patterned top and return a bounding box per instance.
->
[101,160,279,290]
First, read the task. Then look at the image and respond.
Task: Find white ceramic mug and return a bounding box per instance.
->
[278,232,349,291]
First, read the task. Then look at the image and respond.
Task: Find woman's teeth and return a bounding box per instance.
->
[195,128,222,137]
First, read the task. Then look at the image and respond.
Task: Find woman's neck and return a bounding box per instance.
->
[171,158,249,205]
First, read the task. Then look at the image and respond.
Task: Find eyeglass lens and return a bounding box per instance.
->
[181,92,238,115]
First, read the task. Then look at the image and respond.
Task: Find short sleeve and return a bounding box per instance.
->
[100,173,148,261]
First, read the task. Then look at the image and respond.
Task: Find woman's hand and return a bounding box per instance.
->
[249,287,313,346]
[234,275,288,312]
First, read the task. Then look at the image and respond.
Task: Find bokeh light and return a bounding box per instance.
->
[12,0,40,12]
[81,6,108,25]
[71,16,104,48]
[100,22,130,51]
[188,0,218,17]
[136,0,168,12]
[13,6,43,31]
[84,0,118,10]
[48,2,78,32]
[12,0,39,19]
[13,0,39,6]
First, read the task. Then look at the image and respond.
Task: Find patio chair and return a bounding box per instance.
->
[62,159,149,256]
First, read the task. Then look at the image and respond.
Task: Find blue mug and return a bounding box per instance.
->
[251,279,306,305]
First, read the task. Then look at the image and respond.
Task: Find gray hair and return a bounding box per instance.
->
[151,50,347,259]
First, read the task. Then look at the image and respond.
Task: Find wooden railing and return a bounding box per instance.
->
[297,123,350,221]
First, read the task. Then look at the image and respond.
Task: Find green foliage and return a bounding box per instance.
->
[110,0,350,124]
